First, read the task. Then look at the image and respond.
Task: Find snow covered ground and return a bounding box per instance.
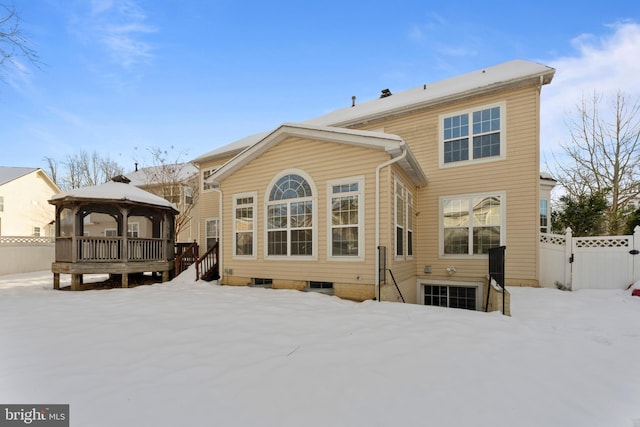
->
[1,269,639,427]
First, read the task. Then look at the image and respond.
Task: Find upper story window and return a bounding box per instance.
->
[234,194,256,257]
[184,187,193,205]
[0,196,4,212]
[163,184,180,204]
[441,192,505,256]
[328,177,364,259]
[202,168,216,192]
[266,172,315,258]
[441,103,505,166]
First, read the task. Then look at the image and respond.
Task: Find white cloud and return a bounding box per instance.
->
[541,21,640,161]
[73,0,157,69]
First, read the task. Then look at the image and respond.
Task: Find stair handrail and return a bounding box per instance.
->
[386,269,406,303]
[174,241,199,277]
[195,241,219,281]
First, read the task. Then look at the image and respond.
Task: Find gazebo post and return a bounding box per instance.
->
[53,273,60,290]
[121,206,129,288]
[71,274,82,291]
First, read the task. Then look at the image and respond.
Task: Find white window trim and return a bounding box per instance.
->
[202,167,217,193]
[128,222,140,237]
[439,191,507,259]
[205,217,220,249]
[395,178,414,261]
[233,192,257,259]
[264,169,318,261]
[407,192,414,260]
[417,279,483,311]
[438,101,507,168]
[327,176,365,262]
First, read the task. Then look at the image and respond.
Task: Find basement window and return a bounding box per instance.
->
[251,278,273,287]
[423,283,478,311]
[308,281,334,295]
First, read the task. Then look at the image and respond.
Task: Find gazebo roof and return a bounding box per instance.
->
[49,180,179,213]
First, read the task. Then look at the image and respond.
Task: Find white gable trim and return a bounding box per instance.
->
[207,123,427,187]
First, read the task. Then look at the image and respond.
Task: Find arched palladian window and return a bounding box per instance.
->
[267,173,314,257]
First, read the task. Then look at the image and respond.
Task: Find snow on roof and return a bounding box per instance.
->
[0,166,38,186]
[192,131,271,164]
[305,59,555,127]
[125,163,199,186]
[193,60,555,162]
[50,180,178,211]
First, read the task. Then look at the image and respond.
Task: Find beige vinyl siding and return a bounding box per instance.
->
[196,154,236,248]
[218,136,390,292]
[353,85,542,288]
[381,166,419,302]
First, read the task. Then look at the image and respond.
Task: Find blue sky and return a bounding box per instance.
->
[2,0,640,172]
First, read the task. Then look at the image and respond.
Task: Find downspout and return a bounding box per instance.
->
[212,186,223,283]
[375,144,407,301]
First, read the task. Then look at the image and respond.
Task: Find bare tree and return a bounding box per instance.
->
[137,146,199,242]
[0,3,40,81]
[548,91,640,235]
[44,150,124,190]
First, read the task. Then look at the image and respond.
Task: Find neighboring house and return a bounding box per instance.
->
[192,60,556,309]
[82,163,200,243]
[0,167,60,237]
[539,172,557,233]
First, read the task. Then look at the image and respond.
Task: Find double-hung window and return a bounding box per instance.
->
[395,179,414,259]
[205,217,219,251]
[329,177,364,259]
[540,199,549,233]
[234,194,256,257]
[441,103,505,166]
[441,192,505,256]
[266,173,315,258]
[202,168,216,192]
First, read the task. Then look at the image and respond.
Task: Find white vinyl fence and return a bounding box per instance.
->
[0,236,55,276]
[540,227,640,290]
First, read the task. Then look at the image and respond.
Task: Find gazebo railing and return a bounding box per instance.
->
[55,236,166,262]
[127,238,164,261]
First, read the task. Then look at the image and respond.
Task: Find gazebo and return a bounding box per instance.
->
[49,176,179,290]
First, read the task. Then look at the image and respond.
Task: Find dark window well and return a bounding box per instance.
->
[309,281,333,289]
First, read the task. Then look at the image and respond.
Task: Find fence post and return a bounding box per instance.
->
[633,226,640,285]
[564,227,573,290]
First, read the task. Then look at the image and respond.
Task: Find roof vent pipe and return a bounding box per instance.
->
[351,95,356,107]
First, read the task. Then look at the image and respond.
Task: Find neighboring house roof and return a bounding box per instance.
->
[0,166,61,193]
[193,60,555,164]
[0,167,38,186]
[207,123,428,187]
[540,172,557,182]
[49,180,179,212]
[125,163,199,186]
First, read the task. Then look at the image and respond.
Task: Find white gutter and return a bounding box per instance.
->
[375,144,407,301]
